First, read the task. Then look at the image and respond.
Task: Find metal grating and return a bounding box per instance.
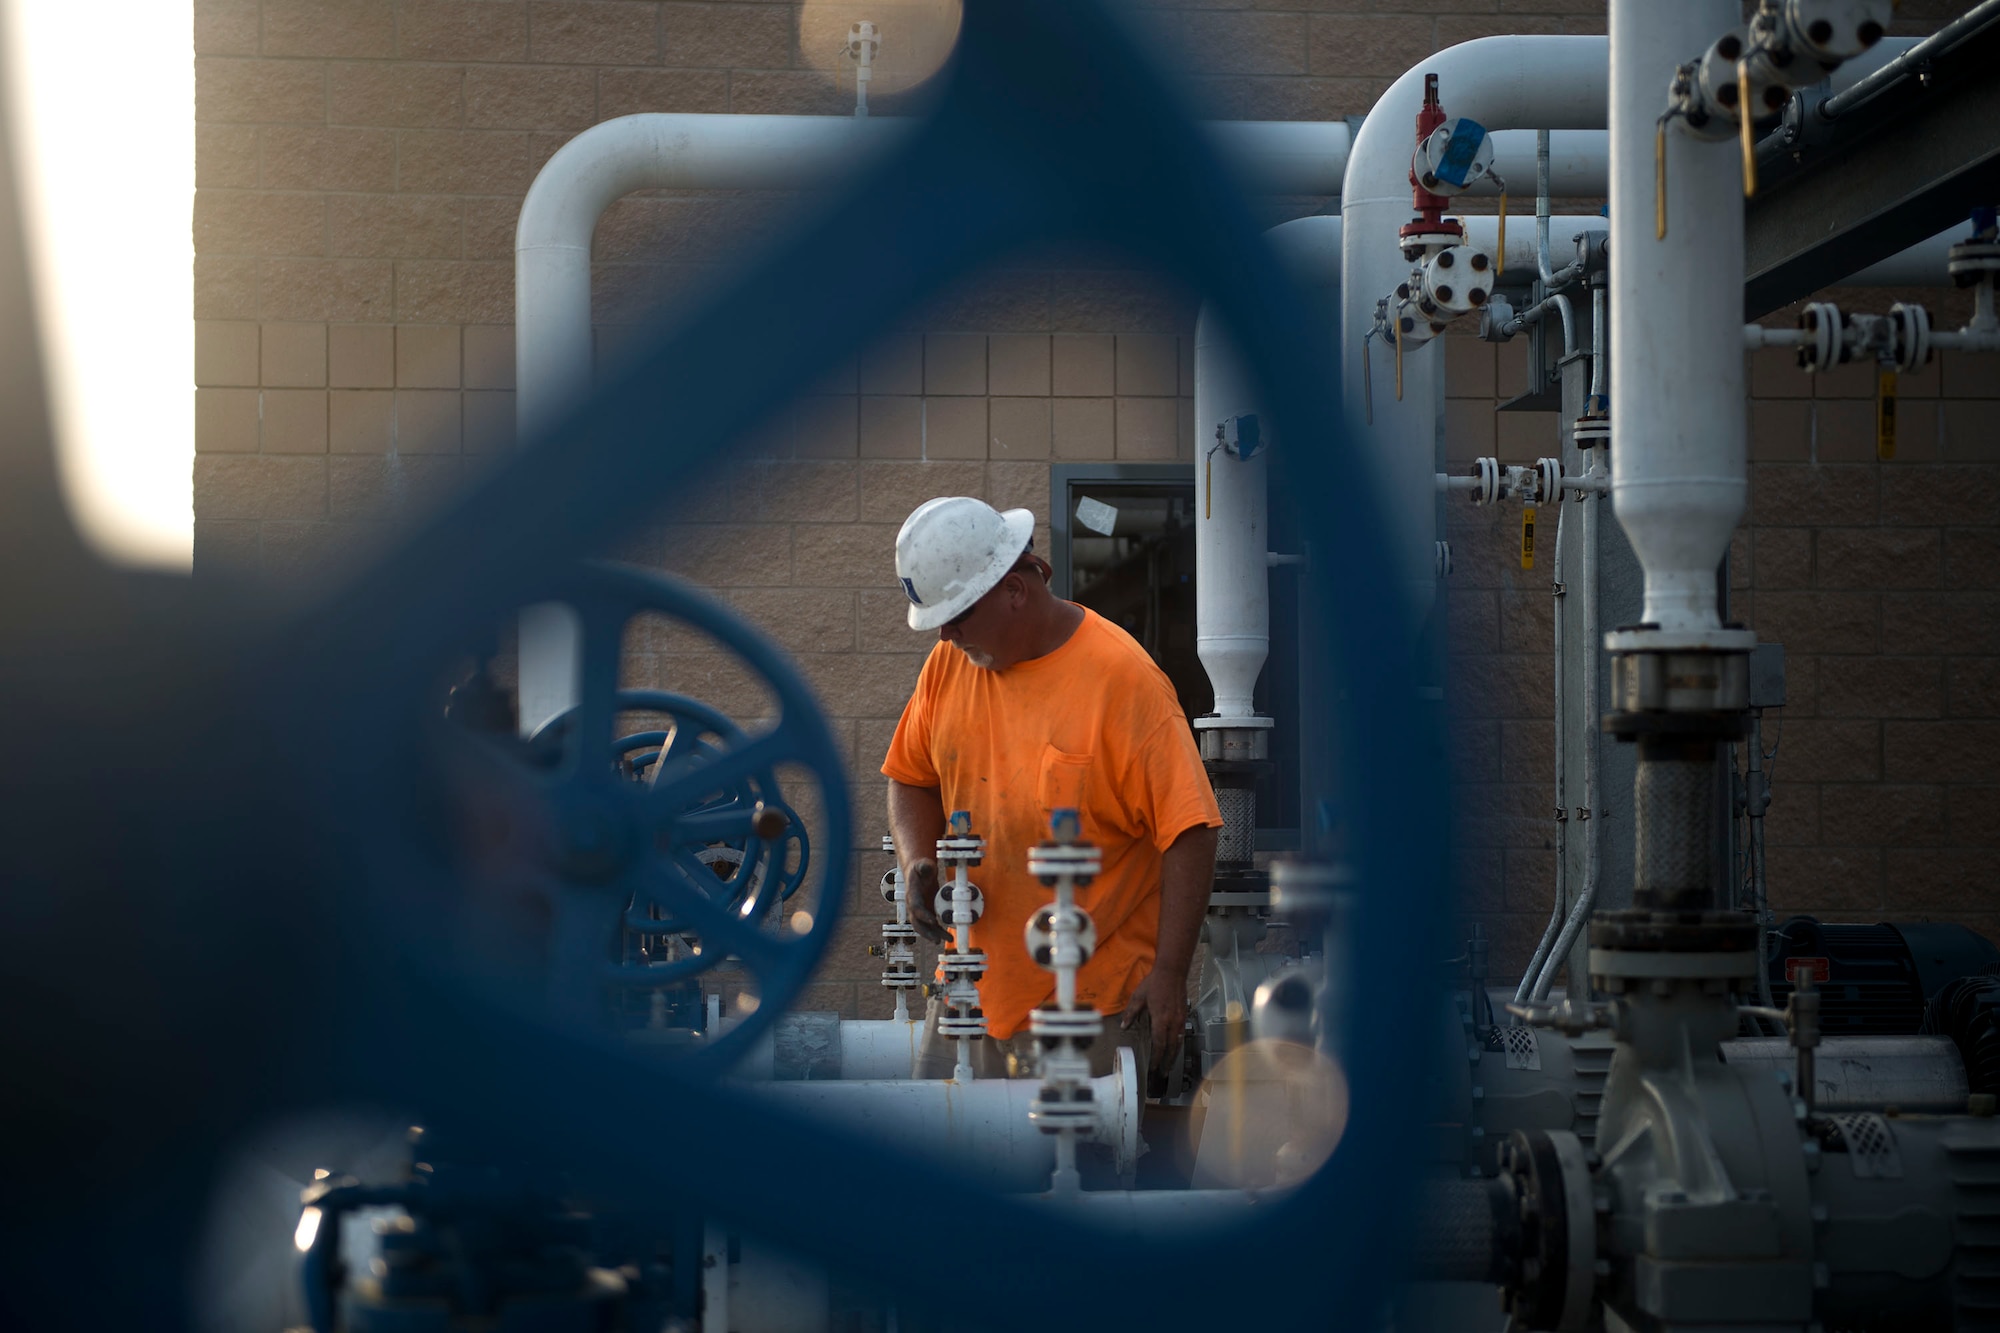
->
[1833,1112,1904,1179]
[1501,1024,1541,1071]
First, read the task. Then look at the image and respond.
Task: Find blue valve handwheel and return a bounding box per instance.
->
[440,563,848,1062]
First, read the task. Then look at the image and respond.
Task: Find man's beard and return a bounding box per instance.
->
[955,644,995,669]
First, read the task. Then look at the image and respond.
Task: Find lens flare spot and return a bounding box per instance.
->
[1188,1039,1351,1192]
[293,1206,322,1254]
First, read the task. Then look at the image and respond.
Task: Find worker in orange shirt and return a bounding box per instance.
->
[882,496,1223,1086]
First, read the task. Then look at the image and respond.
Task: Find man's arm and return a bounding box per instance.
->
[1119,823,1218,1069]
[887,779,950,944]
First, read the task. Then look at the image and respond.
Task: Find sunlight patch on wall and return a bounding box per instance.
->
[4,0,194,569]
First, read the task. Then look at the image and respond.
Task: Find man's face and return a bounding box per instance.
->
[936,578,1008,669]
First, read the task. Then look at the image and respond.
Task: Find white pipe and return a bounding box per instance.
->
[1022,1188,1269,1227]
[836,1018,920,1078]
[513,114,911,735]
[1202,122,1608,198]
[1532,453,1602,1002]
[1609,3,1744,641]
[1191,216,1341,728]
[1201,120,1352,196]
[1519,503,1568,1006]
[747,1047,1141,1192]
[507,111,1564,727]
[1342,37,1610,632]
[1486,130,1606,197]
[515,114,914,439]
[1193,307,1268,726]
[732,1017,922,1081]
[1459,215,1600,281]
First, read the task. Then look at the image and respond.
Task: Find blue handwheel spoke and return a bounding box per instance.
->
[567,593,629,777]
[671,803,758,844]
[629,856,784,974]
[643,730,794,822]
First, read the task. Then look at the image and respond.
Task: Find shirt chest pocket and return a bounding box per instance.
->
[1037,745,1094,821]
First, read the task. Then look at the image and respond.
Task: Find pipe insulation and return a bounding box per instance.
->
[1205,122,1610,199]
[1193,303,1268,725]
[1191,215,1342,725]
[1608,6,1743,639]
[744,1047,1142,1193]
[515,114,916,439]
[1342,36,1610,631]
[731,1016,921,1081]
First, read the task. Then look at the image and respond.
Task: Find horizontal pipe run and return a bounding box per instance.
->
[744,1050,1140,1192]
[1742,325,1810,349]
[1822,0,2000,118]
[1720,1035,1968,1111]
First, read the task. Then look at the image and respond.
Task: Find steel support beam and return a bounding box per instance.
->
[1744,19,2000,318]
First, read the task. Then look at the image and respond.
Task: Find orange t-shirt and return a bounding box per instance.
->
[881,607,1223,1040]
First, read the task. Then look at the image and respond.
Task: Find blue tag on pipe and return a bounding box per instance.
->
[1434,117,1487,189]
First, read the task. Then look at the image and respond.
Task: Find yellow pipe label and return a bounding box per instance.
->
[1876,369,1897,461]
[1521,506,1537,569]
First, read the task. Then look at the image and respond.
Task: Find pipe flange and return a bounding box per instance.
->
[1588,909,1758,957]
[939,949,988,980]
[936,1011,988,1038]
[1889,301,1932,372]
[1436,540,1453,579]
[935,835,985,867]
[1535,457,1562,505]
[1397,219,1466,262]
[934,882,984,925]
[1588,949,1759,983]
[1947,240,2000,286]
[1608,648,1750,715]
[1468,456,1500,505]
[1025,905,1098,970]
[1027,842,1102,884]
[1029,1006,1105,1040]
[1418,245,1494,316]
[1571,413,1610,451]
[1270,859,1352,933]
[1798,301,1844,371]
[1412,117,1496,197]
[1601,709,1749,742]
[879,868,902,902]
[1496,1130,1596,1333]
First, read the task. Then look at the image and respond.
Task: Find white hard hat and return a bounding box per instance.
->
[895,496,1036,630]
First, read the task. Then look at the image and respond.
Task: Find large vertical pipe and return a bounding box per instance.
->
[1607,2,1744,637]
[1191,216,1346,723]
[1607,0,1755,924]
[1341,37,1608,637]
[1192,216,1340,869]
[1192,307,1269,725]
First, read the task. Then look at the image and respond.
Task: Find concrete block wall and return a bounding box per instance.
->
[192,0,1992,1009]
[1441,296,2000,962]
